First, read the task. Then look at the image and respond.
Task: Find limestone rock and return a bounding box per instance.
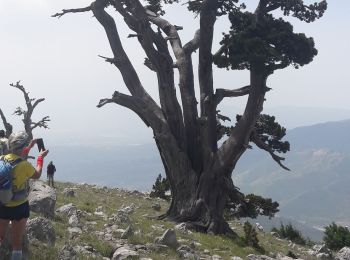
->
[56,203,77,217]
[68,214,80,227]
[63,188,75,197]
[112,245,139,260]
[175,223,192,234]
[335,247,350,260]
[68,227,82,237]
[151,203,161,211]
[246,254,274,260]
[121,226,134,239]
[155,229,178,249]
[28,180,57,218]
[27,217,56,244]
[58,245,78,260]
[177,245,199,259]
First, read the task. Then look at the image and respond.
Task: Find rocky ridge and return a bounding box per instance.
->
[0,180,349,260]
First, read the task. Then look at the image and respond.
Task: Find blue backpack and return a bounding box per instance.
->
[0,156,23,205]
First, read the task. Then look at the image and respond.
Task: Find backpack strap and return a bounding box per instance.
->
[9,158,23,168]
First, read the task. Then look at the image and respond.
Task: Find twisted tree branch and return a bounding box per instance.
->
[251,132,290,171]
[183,29,200,54]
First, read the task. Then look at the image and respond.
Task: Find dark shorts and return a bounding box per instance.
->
[0,201,30,221]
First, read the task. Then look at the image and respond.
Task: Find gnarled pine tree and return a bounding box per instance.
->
[54,0,327,235]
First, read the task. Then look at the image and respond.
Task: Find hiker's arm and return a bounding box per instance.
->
[31,150,49,179]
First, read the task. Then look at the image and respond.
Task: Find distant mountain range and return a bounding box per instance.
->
[45,118,350,237]
[234,119,350,228]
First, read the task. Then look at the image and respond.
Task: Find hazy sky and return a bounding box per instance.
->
[0,0,349,145]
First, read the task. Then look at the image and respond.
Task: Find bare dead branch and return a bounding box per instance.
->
[97,91,166,129]
[52,6,93,18]
[31,116,50,130]
[251,132,290,171]
[98,55,118,65]
[127,34,139,38]
[174,25,183,30]
[32,98,45,109]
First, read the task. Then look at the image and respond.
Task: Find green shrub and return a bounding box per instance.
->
[243,221,259,248]
[323,222,350,250]
[150,174,170,201]
[272,223,306,245]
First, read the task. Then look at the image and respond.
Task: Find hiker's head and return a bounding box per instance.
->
[0,130,5,138]
[8,131,29,154]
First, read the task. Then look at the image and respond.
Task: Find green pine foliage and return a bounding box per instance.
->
[150,174,171,201]
[271,223,306,245]
[323,222,350,250]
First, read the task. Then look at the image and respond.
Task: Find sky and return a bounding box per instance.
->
[0,0,349,146]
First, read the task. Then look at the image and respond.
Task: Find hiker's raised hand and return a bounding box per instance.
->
[39,149,49,158]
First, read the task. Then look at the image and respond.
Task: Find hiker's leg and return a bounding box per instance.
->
[0,218,10,244]
[52,176,55,188]
[11,218,27,251]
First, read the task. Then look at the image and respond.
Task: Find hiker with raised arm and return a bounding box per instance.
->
[0,131,49,260]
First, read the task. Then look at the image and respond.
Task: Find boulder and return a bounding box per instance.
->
[68,227,82,238]
[155,229,178,248]
[68,214,80,227]
[73,245,104,259]
[56,203,77,217]
[121,225,133,239]
[151,203,161,211]
[317,253,332,260]
[231,257,243,260]
[28,180,57,218]
[175,223,191,234]
[246,255,274,260]
[177,245,199,259]
[26,217,56,244]
[335,247,350,260]
[112,246,139,260]
[63,188,75,197]
[58,245,78,260]
[112,210,131,224]
[313,244,332,254]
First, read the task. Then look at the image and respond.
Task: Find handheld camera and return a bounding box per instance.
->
[36,138,46,152]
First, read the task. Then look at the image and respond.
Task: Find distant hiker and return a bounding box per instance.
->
[0,131,49,260]
[0,130,8,155]
[47,161,56,188]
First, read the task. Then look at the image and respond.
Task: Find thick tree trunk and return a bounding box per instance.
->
[165,165,235,235]
[156,133,237,235]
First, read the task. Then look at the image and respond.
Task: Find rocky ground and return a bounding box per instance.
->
[0,180,349,260]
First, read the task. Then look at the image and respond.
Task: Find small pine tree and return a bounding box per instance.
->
[323,222,350,250]
[272,223,306,245]
[150,174,171,201]
[243,222,259,248]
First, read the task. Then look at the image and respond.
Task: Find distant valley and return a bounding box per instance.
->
[43,119,350,237]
